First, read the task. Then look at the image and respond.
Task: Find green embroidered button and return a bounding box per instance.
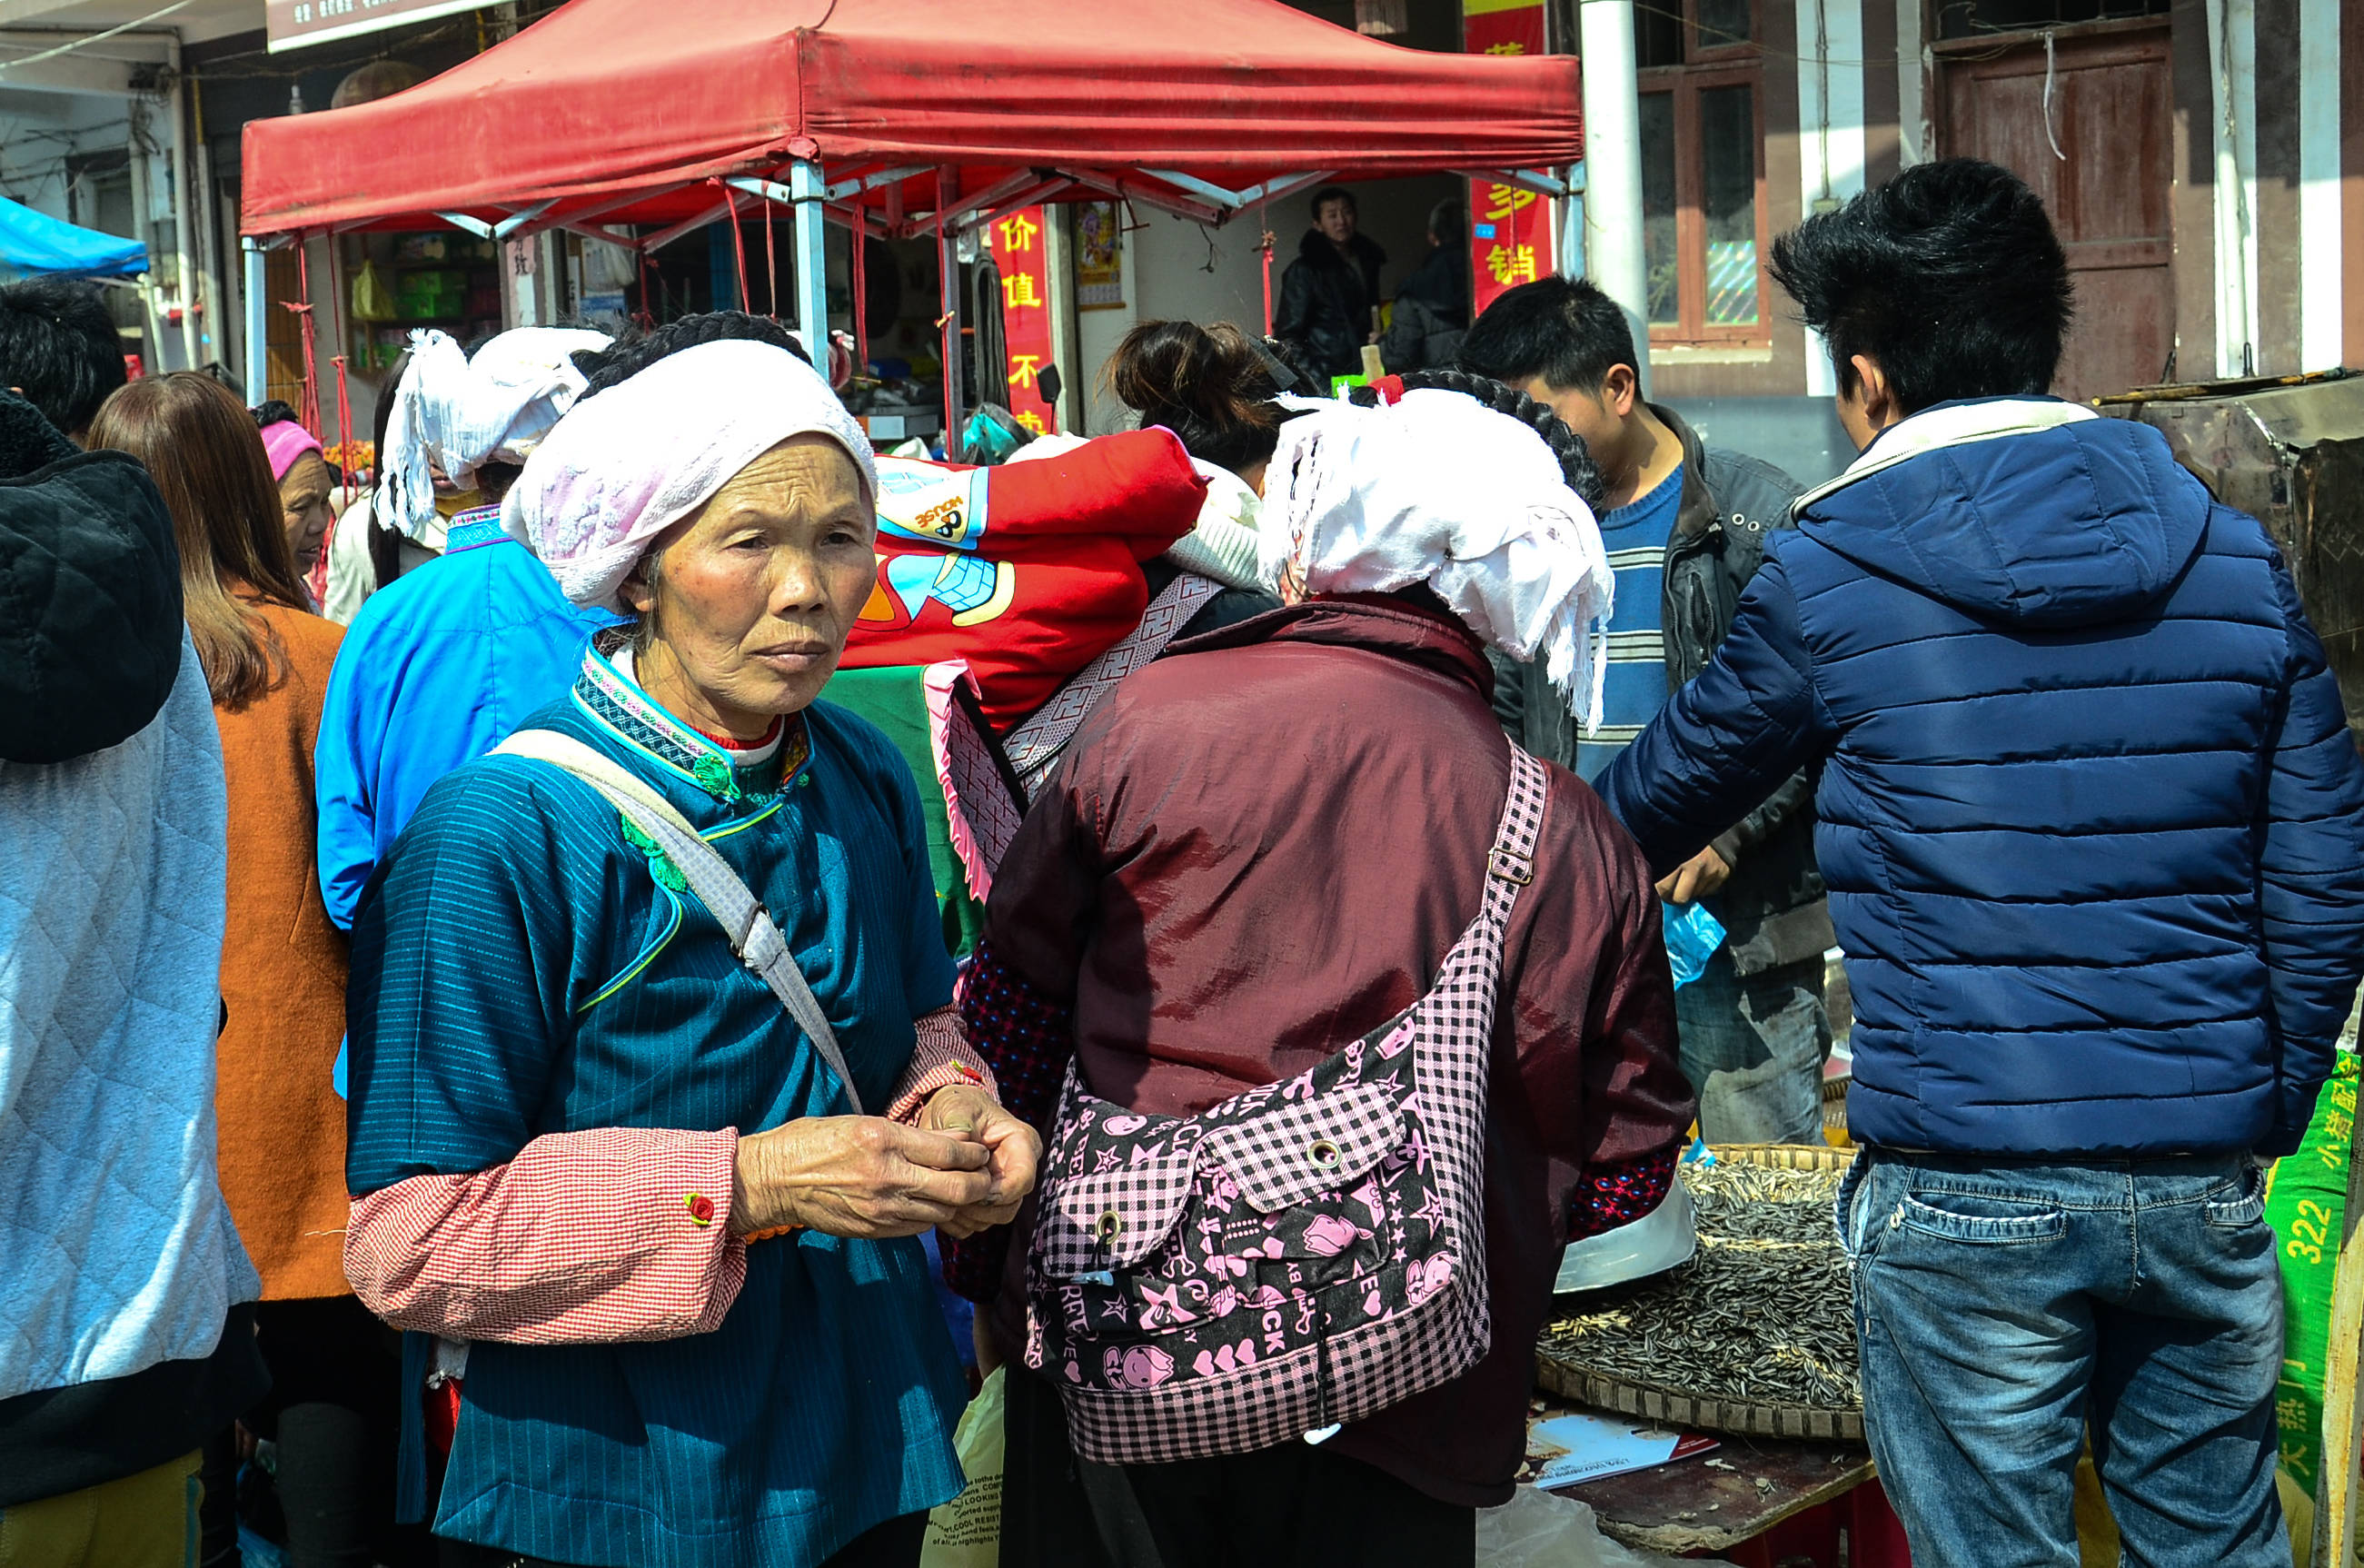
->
[617,814,688,893]
[690,751,736,800]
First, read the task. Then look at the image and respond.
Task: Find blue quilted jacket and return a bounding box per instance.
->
[1599,400,2364,1158]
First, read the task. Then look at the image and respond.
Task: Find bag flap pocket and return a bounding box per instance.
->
[1200,1083,1404,1214]
[1036,1134,1201,1276]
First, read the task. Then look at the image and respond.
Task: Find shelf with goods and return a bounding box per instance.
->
[341,229,503,373]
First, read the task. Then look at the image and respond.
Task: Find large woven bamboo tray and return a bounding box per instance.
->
[1535,1142,1865,1444]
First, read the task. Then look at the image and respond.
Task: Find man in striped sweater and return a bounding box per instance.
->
[1465,277,1833,1146]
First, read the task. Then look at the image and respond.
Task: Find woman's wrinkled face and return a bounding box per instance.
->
[278,450,334,566]
[625,435,875,735]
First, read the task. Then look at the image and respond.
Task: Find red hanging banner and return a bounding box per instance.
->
[1462,0,1556,315]
[987,205,1061,436]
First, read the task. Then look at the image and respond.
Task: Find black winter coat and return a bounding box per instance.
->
[1274,229,1386,378]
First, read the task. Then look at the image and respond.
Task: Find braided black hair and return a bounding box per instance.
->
[1353,368,1607,511]
[573,311,810,400]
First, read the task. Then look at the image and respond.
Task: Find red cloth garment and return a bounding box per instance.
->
[969,596,1693,1508]
[343,1126,747,1343]
[838,431,1205,730]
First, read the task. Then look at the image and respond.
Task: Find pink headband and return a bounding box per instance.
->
[260,421,324,482]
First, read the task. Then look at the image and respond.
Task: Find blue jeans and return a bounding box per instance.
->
[1674,949,1831,1144]
[1838,1150,2287,1568]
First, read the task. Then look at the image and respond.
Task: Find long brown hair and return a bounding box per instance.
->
[89,372,312,710]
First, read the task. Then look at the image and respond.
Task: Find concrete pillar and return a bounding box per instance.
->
[1579,0,1652,397]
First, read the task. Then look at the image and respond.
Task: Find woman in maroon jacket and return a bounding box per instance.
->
[956,368,1694,1567]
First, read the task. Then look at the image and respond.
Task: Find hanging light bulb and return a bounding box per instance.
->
[1355,0,1409,35]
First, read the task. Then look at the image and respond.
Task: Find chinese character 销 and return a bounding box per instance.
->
[1485,243,1539,287]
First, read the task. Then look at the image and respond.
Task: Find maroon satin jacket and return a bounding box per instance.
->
[976,596,1692,1507]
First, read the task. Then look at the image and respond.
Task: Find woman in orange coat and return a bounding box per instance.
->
[89,375,395,1568]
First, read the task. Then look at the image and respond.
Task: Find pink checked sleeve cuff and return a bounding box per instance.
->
[344,1126,749,1344]
[885,1005,998,1126]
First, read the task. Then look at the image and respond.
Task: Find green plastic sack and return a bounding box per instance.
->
[920,1366,1005,1568]
[2266,1052,2358,1494]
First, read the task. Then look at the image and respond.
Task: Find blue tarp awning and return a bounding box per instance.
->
[0,196,145,279]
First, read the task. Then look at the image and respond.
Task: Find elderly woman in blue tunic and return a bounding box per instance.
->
[341,332,1041,1568]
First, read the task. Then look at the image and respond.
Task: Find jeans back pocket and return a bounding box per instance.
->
[1900,1189,2069,1245]
[2201,1163,2266,1228]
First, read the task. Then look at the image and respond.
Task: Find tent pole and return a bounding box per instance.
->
[937,168,965,462]
[790,159,829,362]
[242,235,267,400]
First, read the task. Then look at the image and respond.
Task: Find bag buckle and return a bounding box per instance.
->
[1487,848,1533,886]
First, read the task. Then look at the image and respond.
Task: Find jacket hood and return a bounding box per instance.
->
[0,392,186,764]
[1796,399,2212,630]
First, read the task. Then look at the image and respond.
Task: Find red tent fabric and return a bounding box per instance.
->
[240,0,1581,237]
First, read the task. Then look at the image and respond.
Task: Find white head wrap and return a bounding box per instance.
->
[372,326,611,540]
[503,338,877,611]
[1257,387,1614,730]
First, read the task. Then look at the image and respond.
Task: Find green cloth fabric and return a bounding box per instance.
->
[821,666,986,959]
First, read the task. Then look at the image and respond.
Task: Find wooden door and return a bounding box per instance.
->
[1938,25,2174,400]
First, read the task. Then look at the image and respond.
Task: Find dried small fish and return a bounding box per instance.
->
[1542,1156,1860,1413]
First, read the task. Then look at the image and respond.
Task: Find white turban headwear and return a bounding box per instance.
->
[503,338,877,612]
[1257,388,1615,731]
[372,326,610,540]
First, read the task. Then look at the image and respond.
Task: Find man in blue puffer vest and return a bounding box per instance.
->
[1600,158,2364,1566]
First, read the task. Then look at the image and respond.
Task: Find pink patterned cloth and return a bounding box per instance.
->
[884,1005,996,1125]
[1566,1146,1681,1241]
[344,1126,747,1344]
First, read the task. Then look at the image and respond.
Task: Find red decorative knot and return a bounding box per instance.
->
[685,1192,716,1227]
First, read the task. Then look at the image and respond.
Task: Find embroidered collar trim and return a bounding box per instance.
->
[569,641,812,802]
[443,504,511,555]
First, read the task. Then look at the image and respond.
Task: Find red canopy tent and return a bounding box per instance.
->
[239,0,1582,444]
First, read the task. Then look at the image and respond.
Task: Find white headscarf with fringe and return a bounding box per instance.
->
[372,327,610,541]
[1257,388,1614,730]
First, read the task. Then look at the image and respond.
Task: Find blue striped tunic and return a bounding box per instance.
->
[346,643,968,1568]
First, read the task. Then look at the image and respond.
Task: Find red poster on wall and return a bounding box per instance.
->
[1462,0,1556,315]
[987,206,1060,435]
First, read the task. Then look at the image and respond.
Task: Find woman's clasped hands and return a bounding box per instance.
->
[729,1085,1042,1241]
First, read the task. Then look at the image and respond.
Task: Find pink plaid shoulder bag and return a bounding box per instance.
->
[1023,745,1548,1463]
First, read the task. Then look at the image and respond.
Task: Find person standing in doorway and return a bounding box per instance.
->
[1273,186,1386,381]
[1598,158,2364,1567]
[1462,275,1832,1146]
[1379,199,1472,372]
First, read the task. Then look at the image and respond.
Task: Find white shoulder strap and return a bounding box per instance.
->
[492,728,865,1116]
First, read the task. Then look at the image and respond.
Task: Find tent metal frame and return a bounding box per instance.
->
[243,154,1576,456]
